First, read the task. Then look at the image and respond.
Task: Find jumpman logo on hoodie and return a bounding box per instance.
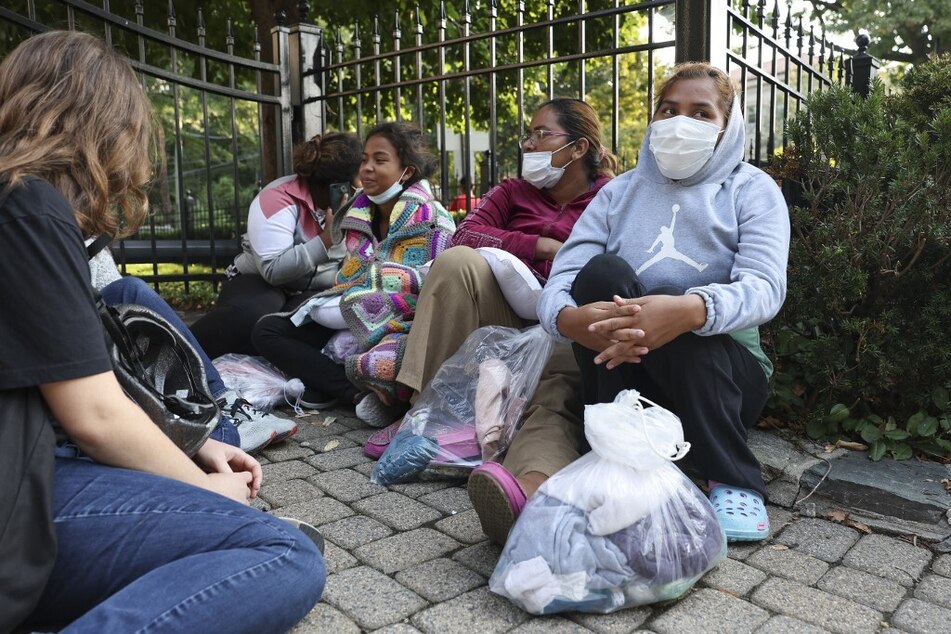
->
[636,204,708,275]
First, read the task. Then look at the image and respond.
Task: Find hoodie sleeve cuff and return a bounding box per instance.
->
[687,289,716,335]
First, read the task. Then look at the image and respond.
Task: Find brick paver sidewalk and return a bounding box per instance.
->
[253,406,951,634]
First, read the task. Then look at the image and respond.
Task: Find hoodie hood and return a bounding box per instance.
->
[637,95,745,187]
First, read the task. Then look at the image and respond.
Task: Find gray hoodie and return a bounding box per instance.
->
[537,97,790,377]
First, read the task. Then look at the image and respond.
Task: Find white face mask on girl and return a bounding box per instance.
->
[367,167,409,205]
[649,116,723,180]
[521,140,577,189]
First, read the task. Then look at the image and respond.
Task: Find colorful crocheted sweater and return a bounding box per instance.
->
[328,180,455,399]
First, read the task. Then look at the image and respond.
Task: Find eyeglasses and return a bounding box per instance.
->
[520,129,572,145]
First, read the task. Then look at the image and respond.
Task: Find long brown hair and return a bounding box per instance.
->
[537,98,618,180]
[0,31,156,237]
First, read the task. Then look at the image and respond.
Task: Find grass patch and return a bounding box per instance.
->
[123,263,220,311]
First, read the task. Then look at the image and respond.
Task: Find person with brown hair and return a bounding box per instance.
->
[520,62,789,544]
[0,31,323,633]
[361,99,617,459]
[190,131,362,360]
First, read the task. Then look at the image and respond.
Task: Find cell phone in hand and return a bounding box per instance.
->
[329,182,351,212]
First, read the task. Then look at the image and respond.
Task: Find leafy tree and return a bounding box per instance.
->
[805,0,948,64]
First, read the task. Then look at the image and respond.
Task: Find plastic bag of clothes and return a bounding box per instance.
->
[489,389,726,614]
[213,353,304,412]
[371,325,554,485]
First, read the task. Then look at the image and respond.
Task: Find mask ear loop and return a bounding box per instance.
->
[629,393,691,462]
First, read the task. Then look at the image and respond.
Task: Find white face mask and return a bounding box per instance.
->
[521,140,577,189]
[367,167,409,205]
[649,116,723,180]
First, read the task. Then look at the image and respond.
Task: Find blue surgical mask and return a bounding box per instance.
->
[367,167,409,205]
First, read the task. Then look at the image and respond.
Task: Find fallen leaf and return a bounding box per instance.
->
[847,519,872,534]
[770,544,789,551]
[322,416,337,427]
[834,440,869,451]
[322,440,340,452]
[825,510,849,523]
[941,478,951,493]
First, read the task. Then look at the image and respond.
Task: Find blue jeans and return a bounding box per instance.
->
[24,458,324,633]
[100,277,239,447]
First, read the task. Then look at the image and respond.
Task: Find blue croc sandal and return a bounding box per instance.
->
[709,484,770,542]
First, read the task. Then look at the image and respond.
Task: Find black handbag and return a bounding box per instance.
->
[94,296,220,457]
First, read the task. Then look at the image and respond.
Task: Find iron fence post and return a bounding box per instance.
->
[675,0,728,68]
[272,15,293,175]
[288,20,325,142]
[848,32,879,98]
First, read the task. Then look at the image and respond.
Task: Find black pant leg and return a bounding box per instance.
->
[190,275,287,358]
[251,316,356,401]
[568,253,768,496]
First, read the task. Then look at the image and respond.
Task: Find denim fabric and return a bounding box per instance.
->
[24,458,324,633]
[100,277,239,448]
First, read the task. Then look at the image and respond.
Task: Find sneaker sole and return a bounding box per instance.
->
[363,419,403,459]
[261,425,299,450]
[467,466,525,545]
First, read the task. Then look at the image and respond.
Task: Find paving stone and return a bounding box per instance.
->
[353,492,443,531]
[934,555,951,578]
[891,598,951,634]
[320,514,393,550]
[261,441,314,462]
[509,617,596,633]
[258,478,322,508]
[842,534,933,587]
[651,588,770,634]
[295,421,354,442]
[755,615,829,634]
[355,527,461,574]
[353,462,376,477]
[278,495,354,527]
[394,557,485,602]
[323,566,428,631]
[344,428,376,444]
[567,608,651,634]
[323,540,359,574]
[453,541,504,578]
[372,625,425,634]
[434,509,487,544]
[766,506,796,533]
[700,558,768,596]
[306,447,372,471]
[261,459,318,483]
[388,480,454,498]
[288,602,361,634]
[418,487,473,514]
[750,577,883,634]
[746,544,831,585]
[309,468,387,502]
[914,574,951,609]
[775,518,861,562]
[817,565,907,612]
[411,586,529,634]
[728,541,761,561]
[766,479,803,508]
[251,496,272,512]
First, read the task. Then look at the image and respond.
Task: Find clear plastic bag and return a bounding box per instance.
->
[213,353,304,412]
[489,390,727,614]
[371,325,554,485]
[321,330,361,364]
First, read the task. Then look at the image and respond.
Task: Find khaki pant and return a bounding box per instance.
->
[397,245,586,479]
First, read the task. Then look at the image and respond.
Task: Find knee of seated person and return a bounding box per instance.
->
[258,518,326,608]
[250,315,286,347]
[428,245,486,279]
[101,275,152,303]
[573,253,638,303]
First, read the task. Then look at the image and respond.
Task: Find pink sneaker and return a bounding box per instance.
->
[467,462,527,545]
[363,419,403,459]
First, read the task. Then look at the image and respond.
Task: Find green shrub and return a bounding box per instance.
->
[765,54,951,460]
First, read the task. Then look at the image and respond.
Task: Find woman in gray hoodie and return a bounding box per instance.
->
[473,63,790,544]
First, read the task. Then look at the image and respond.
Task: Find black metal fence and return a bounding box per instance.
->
[0,0,877,291]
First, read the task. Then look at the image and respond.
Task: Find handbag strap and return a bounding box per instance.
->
[86,234,113,259]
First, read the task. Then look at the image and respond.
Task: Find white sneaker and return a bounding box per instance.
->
[355,392,398,428]
[218,390,298,454]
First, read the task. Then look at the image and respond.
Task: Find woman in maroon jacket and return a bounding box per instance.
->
[360,98,616,440]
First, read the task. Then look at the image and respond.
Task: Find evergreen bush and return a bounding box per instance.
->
[765,54,951,460]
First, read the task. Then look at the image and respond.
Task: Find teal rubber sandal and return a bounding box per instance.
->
[709,484,770,542]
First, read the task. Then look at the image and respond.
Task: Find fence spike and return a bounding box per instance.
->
[167,0,176,27]
[135,0,144,18]
[373,14,380,37]
[298,1,310,23]
[757,0,766,27]
[353,21,361,46]
[394,10,401,38]
[416,3,423,28]
[440,0,446,22]
[771,0,780,35]
[197,8,205,38]
[784,1,792,45]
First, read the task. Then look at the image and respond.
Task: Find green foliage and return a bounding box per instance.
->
[766,54,951,460]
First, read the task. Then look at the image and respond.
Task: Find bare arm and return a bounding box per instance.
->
[40,372,253,504]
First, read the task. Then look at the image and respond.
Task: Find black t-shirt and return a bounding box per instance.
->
[0,178,112,396]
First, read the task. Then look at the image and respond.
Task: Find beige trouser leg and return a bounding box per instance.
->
[501,342,585,478]
[397,246,528,394]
